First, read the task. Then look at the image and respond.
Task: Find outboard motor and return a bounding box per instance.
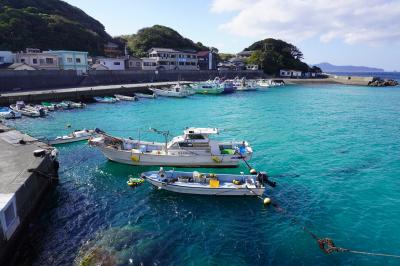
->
[257,172,276,188]
[39,108,46,117]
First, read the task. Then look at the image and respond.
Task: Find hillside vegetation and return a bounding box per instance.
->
[245,38,310,74]
[0,0,111,54]
[121,25,209,57]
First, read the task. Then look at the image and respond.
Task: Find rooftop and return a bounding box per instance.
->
[183,127,219,135]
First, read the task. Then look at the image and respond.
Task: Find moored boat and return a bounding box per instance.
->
[142,169,275,196]
[0,107,22,119]
[150,84,190,98]
[233,77,258,91]
[41,102,56,111]
[89,127,253,167]
[114,94,137,101]
[10,101,41,117]
[93,96,118,103]
[47,129,95,145]
[64,101,86,108]
[134,92,157,99]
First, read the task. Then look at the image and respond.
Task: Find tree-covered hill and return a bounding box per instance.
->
[121,25,210,57]
[0,0,112,55]
[245,38,310,74]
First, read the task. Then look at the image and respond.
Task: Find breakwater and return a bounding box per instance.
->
[0,124,59,265]
[0,70,265,93]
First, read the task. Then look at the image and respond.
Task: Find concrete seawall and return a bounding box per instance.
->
[0,70,265,93]
[0,124,59,265]
[283,75,374,86]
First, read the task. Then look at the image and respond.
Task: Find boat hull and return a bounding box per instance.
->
[48,136,90,145]
[146,177,265,196]
[97,146,247,167]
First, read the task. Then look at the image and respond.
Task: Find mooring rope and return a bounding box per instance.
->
[240,157,400,259]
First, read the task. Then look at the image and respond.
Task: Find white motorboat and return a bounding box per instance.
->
[257,79,285,88]
[64,101,86,108]
[47,129,95,145]
[134,92,157,99]
[142,169,275,196]
[114,94,137,101]
[89,127,253,167]
[10,101,41,117]
[233,77,258,91]
[93,96,118,103]
[0,107,21,119]
[150,84,190,98]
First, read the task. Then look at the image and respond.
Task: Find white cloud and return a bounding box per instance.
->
[211,0,400,45]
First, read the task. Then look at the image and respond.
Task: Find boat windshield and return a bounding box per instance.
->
[186,134,205,140]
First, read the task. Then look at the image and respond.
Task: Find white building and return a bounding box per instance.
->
[142,48,198,70]
[96,58,125,70]
[0,51,14,65]
[280,69,302,78]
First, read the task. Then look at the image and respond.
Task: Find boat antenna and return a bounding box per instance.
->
[149,127,170,152]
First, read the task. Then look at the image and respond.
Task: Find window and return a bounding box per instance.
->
[187,134,205,140]
[129,62,133,67]
[76,58,81,63]
[171,54,175,58]
[45,58,54,64]
[179,62,184,66]
[20,58,25,63]
[170,62,175,65]
[114,62,121,65]
[32,58,38,64]
[0,56,4,63]
[67,57,73,63]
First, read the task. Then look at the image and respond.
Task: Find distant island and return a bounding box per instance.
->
[314,62,384,73]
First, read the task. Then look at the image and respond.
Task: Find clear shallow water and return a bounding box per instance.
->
[6,84,400,266]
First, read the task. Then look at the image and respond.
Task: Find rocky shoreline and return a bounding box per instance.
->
[368,78,399,87]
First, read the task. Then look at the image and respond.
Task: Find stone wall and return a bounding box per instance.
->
[0,70,265,92]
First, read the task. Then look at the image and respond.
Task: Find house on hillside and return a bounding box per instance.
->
[0,51,15,65]
[125,55,142,70]
[95,57,125,70]
[280,69,302,78]
[229,57,246,70]
[142,48,198,70]
[104,42,124,57]
[236,50,254,59]
[246,64,259,70]
[197,51,218,70]
[44,50,88,74]
[15,49,59,70]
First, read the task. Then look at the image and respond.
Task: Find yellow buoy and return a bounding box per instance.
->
[263,197,272,206]
[250,168,257,175]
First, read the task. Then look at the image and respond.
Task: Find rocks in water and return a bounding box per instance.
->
[368,78,399,87]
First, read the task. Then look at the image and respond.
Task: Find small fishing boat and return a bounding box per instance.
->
[0,107,22,119]
[26,104,48,116]
[150,84,190,98]
[233,77,258,91]
[142,169,275,196]
[47,129,95,145]
[114,94,137,101]
[89,127,253,167]
[127,177,145,187]
[64,101,86,108]
[10,101,41,117]
[41,102,56,111]
[93,96,118,103]
[134,92,157,99]
[257,79,285,88]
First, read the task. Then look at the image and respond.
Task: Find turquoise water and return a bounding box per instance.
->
[6,84,400,265]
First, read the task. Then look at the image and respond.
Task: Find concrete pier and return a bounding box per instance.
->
[0,123,59,265]
[283,75,374,86]
[0,81,190,106]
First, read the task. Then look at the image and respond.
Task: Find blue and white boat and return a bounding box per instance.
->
[0,107,22,119]
[142,169,274,196]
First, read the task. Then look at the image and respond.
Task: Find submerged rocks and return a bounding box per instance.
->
[368,78,399,87]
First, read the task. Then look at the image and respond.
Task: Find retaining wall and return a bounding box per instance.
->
[0,70,265,92]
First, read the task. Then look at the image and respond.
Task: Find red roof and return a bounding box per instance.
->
[196,51,210,57]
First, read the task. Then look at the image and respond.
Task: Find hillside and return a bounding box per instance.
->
[0,0,112,55]
[121,25,209,57]
[244,38,310,75]
[314,62,384,73]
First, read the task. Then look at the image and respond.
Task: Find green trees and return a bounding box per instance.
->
[121,25,209,57]
[244,38,309,75]
[0,0,111,55]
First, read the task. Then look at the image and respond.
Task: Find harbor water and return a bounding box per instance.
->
[6,83,400,265]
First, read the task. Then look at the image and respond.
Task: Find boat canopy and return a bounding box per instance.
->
[183,127,219,135]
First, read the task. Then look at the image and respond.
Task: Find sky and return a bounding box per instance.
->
[64,0,400,71]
